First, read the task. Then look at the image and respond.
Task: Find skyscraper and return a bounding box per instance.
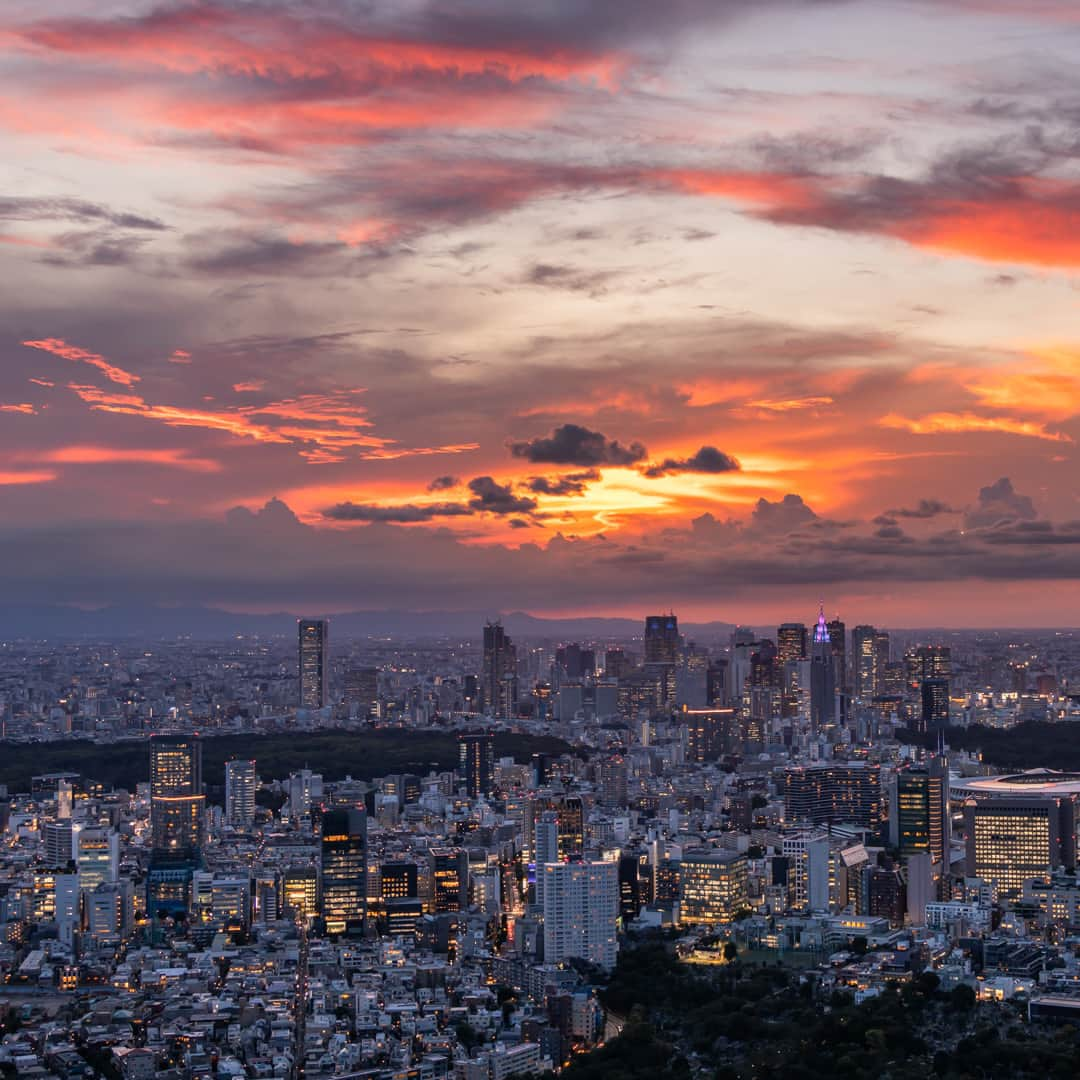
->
[920,678,950,732]
[682,706,737,763]
[458,732,495,798]
[150,735,204,862]
[852,625,889,699]
[892,758,949,868]
[320,807,367,936]
[679,849,748,924]
[644,613,680,711]
[776,623,808,664]
[75,826,119,893]
[809,606,836,731]
[482,620,517,717]
[783,762,882,829]
[225,759,257,828]
[540,860,618,970]
[344,667,379,719]
[430,847,468,912]
[298,618,329,709]
[826,617,847,689]
[147,734,205,917]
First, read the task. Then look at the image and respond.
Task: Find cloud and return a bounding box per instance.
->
[879,410,1072,443]
[427,475,460,491]
[749,493,818,534]
[0,196,165,231]
[323,501,474,523]
[22,337,140,387]
[509,423,647,466]
[965,476,1037,529]
[525,470,600,496]
[642,445,740,478]
[467,475,538,515]
[887,499,957,520]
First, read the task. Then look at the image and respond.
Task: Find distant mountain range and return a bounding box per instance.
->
[0,604,741,641]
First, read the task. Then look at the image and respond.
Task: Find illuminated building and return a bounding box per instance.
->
[682,706,737,763]
[891,758,949,867]
[782,834,830,912]
[320,807,367,936]
[430,847,467,912]
[530,795,584,861]
[298,618,329,709]
[826,617,847,689]
[75,826,119,893]
[43,820,73,868]
[344,666,379,718]
[147,734,204,917]
[599,755,628,806]
[679,849,748,924]
[776,622,808,664]
[458,732,495,798]
[281,866,318,920]
[905,644,952,692]
[852,625,889,699]
[919,678,950,733]
[783,761,882,829]
[809,605,836,732]
[644,613,680,712]
[224,759,256,827]
[540,860,618,970]
[380,861,418,899]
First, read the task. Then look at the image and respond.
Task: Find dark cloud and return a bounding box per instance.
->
[0,196,166,231]
[509,423,647,466]
[887,499,956,520]
[522,262,619,295]
[642,445,740,478]
[184,232,352,276]
[322,501,473,523]
[965,477,1037,529]
[525,470,600,496]
[467,476,538,515]
[750,493,818,534]
[427,475,460,491]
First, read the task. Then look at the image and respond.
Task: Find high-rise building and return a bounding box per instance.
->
[826,617,847,689]
[599,756,629,807]
[782,833,831,912]
[809,606,836,732]
[783,762,882,829]
[344,667,379,719]
[150,735,204,862]
[604,648,629,681]
[776,623,808,664]
[892,758,949,868]
[430,847,467,912]
[482,621,517,717]
[281,866,318,920]
[75,826,119,893]
[618,854,641,921]
[298,618,329,709]
[530,796,584,861]
[540,860,618,970]
[43,820,74,868]
[225,759,257,828]
[644,614,680,712]
[679,849,748,924]
[682,706,736,763]
[380,861,418,899]
[919,678,950,733]
[905,645,952,692]
[458,732,495,798]
[852,625,889,699]
[534,811,561,867]
[320,807,367,936]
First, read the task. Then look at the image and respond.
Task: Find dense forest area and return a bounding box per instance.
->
[538,938,1080,1080]
[900,721,1080,771]
[0,729,571,793]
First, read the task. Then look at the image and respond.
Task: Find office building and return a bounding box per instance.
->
[458,732,495,798]
[905,644,952,692]
[298,618,329,709]
[224,759,257,828]
[75,827,119,893]
[149,735,204,863]
[43,820,74,868]
[826,617,847,688]
[482,620,518,717]
[777,623,808,664]
[783,761,882,829]
[380,861,418,899]
[809,606,836,731]
[534,811,561,867]
[430,847,468,912]
[783,833,831,912]
[919,678,950,732]
[682,706,737,763]
[644,613,680,712]
[680,849,748,924]
[320,807,367,936]
[599,755,629,807]
[344,666,379,718]
[891,758,949,867]
[540,860,618,970]
[281,867,318,920]
[852,625,889,699]
[530,795,584,861]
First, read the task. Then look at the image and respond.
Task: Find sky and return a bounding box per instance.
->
[2,0,1080,626]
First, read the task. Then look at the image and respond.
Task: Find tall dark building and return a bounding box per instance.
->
[682,706,736,762]
[344,667,378,718]
[906,645,952,692]
[458,732,495,798]
[380,861,419,899]
[644,614,680,711]
[320,807,367,936]
[618,854,641,921]
[430,847,468,912]
[810,607,836,731]
[920,678,950,732]
[826,617,847,689]
[531,795,584,861]
[298,618,329,709]
[482,621,517,717]
[852,625,889,699]
[776,623,808,664]
[892,758,949,867]
[604,648,629,681]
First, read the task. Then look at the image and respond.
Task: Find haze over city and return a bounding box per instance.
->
[1,1,1079,624]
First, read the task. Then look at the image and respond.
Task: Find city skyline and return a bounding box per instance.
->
[2,2,1080,623]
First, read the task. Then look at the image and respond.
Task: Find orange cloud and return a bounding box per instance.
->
[232,381,265,392]
[879,411,1072,442]
[744,396,835,412]
[0,403,36,414]
[22,337,140,387]
[0,470,56,485]
[168,349,192,364]
[28,378,54,388]
[39,445,221,472]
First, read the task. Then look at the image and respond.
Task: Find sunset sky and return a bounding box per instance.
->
[2,0,1080,625]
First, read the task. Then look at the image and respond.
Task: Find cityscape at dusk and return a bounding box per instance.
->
[1,1,1080,622]
[5,3,1080,1080]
